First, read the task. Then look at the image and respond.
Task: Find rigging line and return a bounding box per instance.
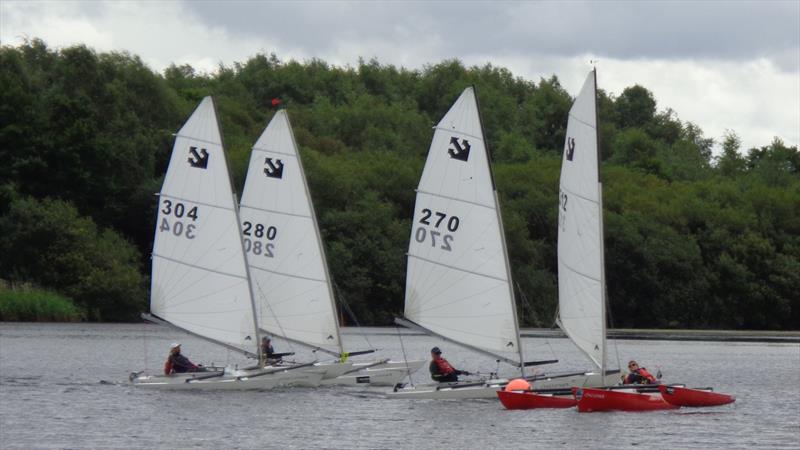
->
[432,125,484,142]
[142,323,149,374]
[411,282,507,315]
[174,132,222,148]
[605,284,621,371]
[254,278,297,355]
[332,280,373,351]
[560,184,601,207]
[159,193,234,212]
[395,323,414,388]
[251,147,299,158]
[514,280,556,362]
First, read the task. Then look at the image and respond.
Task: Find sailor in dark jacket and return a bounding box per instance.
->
[429,347,470,382]
[624,360,657,384]
[261,336,279,362]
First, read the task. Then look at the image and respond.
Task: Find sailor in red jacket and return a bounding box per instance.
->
[429,347,470,382]
[164,343,202,375]
[624,360,657,384]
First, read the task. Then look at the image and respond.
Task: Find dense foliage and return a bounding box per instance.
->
[0,282,83,322]
[1,40,797,329]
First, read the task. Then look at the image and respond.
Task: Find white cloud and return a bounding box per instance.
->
[2,0,797,152]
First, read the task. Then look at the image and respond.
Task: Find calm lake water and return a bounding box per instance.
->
[1,323,798,449]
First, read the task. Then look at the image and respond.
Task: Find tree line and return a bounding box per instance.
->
[0,39,797,329]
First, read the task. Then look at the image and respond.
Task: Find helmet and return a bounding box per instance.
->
[431,347,442,354]
[170,342,181,349]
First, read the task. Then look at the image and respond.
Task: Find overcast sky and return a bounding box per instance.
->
[2,0,798,152]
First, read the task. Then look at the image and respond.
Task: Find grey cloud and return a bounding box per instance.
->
[182,0,798,70]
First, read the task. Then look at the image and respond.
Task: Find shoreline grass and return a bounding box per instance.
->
[0,284,84,322]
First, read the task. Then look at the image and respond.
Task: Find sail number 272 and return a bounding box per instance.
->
[415,208,460,251]
[159,199,198,239]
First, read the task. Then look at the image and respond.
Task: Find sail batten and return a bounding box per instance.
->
[404,87,521,361]
[240,110,343,354]
[150,96,258,355]
[557,70,606,370]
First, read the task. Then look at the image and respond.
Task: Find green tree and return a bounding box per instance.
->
[0,196,146,321]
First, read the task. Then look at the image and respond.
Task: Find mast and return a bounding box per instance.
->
[283,109,345,356]
[213,97,263,363]
[473,85,525,374]
[593,68,608,376]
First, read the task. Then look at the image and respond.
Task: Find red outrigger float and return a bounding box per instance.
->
[572,387,678,412]
[497,390,577,409]
[658,385,735,407]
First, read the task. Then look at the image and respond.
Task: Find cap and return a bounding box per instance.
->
[431,347,441,354]
[170,342,181,349]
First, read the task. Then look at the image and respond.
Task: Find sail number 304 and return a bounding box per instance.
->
[415,208,460,251]
[159,199,198,239]
[242,221,276,258]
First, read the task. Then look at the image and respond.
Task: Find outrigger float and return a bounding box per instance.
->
[498,382,735,411]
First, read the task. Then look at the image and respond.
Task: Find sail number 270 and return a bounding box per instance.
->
[415,208,460,251]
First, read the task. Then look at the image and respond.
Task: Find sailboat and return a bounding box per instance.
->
[555,69,618,380]
[131,97,322,389]
[390,87,547,399]
[499,69,622,408]
[391,85,620,399]
[238,110,424,386]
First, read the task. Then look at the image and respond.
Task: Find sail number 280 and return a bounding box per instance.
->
[242,221,276,258]
[415,209,460,251]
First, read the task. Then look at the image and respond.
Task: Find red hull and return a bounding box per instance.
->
[497,391,577,409]
[573,387,678,412]
[658,385,735,407]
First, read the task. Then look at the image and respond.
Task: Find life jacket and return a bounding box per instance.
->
[638,367,657,383]
[164,359,174,375]
[626,367,657,384]
[433,357,456,376]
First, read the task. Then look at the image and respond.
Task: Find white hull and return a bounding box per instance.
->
[319,367,408,386]
[386,371,620,399]
[353,359,425,373]
[311,359,425,386]
[131,367,323,390]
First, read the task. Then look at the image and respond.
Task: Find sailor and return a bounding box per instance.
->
[261,336,279,363]
[623,360,657,384]
[429,347,470,382]
[164,343,202,374]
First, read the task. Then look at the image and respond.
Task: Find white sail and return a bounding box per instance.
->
[557,70,606,370]
[150,97,258,355]
[404,87,521,360]
[239,110,342,355]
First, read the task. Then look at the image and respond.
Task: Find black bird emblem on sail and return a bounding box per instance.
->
[188,146,209,169]
[448,137,471,162]
[264,157,284,179]
[566,137,576,161]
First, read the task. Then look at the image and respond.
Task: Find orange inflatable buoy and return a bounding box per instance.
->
[504,378,531,392]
